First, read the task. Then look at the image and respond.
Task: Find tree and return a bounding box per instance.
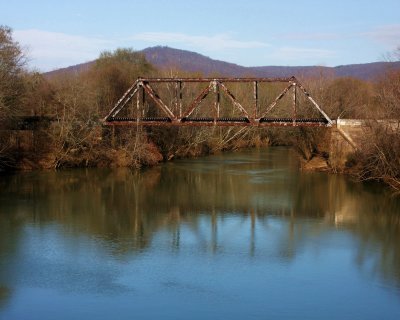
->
[0,26,28,169]
[48,48,158,168]
[353,48,400,192]
[0,26,26,120]
[323,77,372,119]
[375,70,400,119]
[86,48,155,113]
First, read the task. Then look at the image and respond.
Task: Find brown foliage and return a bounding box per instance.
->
[0,26,26,119]
[0,26,27,169]
[356,124,400,191]
[374,69,400,119]
[322,78,373,119]
[46,49,157,168]
[353,69,400,192]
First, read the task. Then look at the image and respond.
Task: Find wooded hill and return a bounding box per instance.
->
[45,46,400,81]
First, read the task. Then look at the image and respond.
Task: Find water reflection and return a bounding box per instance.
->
[0,148,400,313]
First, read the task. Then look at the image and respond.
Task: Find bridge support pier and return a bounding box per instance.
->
[329,120,363,170]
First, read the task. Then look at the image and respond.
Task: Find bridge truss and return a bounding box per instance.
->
[103,77,333,127]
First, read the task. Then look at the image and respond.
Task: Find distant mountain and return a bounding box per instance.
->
[142,46,400,81]
[44,61,93,78]
[45,46,400,81]
[141,46,248,76]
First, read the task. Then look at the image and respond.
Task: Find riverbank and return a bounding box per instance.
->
[0,131,384,193]
[2,122,399,196]
[4,126,272,171]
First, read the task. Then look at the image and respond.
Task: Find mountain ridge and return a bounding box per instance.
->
[45,46,400,81]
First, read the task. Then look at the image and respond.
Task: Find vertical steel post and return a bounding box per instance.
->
[292,83,297,125]
[141,84,145,117]
[175,81,179,117]
[136,83,140,123]
[253,81,258,119]
[217,84,220,119]
[178,81,182,118]
[213,80,220,123]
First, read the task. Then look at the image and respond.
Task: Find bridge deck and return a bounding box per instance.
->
[104,117,330,127]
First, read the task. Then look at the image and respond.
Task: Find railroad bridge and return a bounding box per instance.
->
[6,77,361,167]
[103,76,333,128]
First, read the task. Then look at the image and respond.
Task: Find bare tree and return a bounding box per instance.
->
[354,47,400,192]
[0,26,28,168]
[0,26,26,120]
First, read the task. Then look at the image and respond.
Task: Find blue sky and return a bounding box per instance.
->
[1,0,399,71]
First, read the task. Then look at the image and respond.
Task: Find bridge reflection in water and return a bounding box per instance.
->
[1,148,400,320]
[0,148,399,291]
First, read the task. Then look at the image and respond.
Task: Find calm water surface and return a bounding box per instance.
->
[1,147,400,319]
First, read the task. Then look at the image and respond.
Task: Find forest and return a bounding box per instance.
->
[1,26,399,192]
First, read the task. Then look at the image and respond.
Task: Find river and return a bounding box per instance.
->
[0,147,400,319]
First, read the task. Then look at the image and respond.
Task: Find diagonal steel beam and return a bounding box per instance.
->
[103,80,139,121]
[260,83,293,118]
[219,82,249,118]
[142,81,176,120]
[296,82,333,125]
[181,82,213,119]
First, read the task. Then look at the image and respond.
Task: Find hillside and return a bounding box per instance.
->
[45,46,400,81]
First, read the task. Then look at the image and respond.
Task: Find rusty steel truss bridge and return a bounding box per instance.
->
[103,76,333,127]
